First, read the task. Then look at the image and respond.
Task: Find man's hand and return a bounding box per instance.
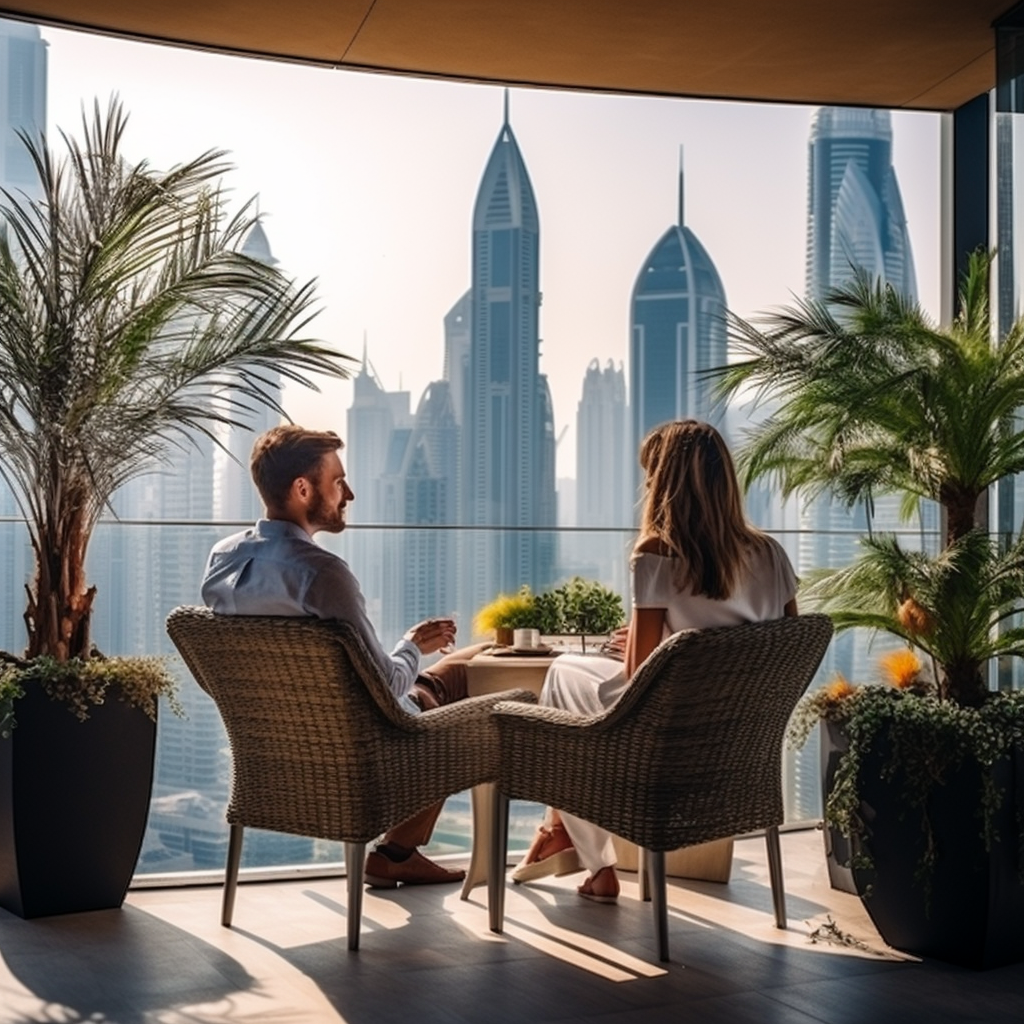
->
[404,617,458,655]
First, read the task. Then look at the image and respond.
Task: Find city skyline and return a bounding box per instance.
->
[0,17,951,844]
[37,21,943,480]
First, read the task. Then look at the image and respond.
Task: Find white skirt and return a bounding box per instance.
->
[536,654,626,873]
[539,653,628,714]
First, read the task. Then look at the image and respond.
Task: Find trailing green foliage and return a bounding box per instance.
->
[789,681,1024,893]
[0,653,182,736]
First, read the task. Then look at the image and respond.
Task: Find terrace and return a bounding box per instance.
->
[1,2,1024,1020]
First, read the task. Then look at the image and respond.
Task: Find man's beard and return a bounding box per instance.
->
[307,488,345,533]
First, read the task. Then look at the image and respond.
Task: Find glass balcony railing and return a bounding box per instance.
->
[0,515,944,879]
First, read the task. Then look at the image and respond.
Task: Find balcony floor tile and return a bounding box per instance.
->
[1,830,1021,1023]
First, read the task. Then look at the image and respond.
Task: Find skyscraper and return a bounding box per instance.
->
[805,107,916,303]
[0,18,46,659]
[378,380,460,641]
[103,221,315,872]
[0,18,46,202]
[577,359,629,529]
[800,106,922,598]
[215,222,283,524]
[629,152,727,496]
[573,359,630,594]
[345,348,413,635]
[443,289,471,428]
[463,95,556,608]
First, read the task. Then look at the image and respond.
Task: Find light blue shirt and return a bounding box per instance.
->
[201,519,421,714]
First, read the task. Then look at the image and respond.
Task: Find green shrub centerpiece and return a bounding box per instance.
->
[474,578,625,642]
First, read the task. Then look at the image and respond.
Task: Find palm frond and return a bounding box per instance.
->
[0,97,354,658]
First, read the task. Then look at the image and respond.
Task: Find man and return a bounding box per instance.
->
[201,424,484,887]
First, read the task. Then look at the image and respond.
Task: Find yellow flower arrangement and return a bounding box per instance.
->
[473,590,535,636]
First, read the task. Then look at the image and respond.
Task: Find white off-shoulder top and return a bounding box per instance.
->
[631,537,798,637]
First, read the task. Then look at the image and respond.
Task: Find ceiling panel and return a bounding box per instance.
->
[0,0,1013,110]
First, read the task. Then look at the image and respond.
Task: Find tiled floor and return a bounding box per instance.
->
[1,829,1022,1023]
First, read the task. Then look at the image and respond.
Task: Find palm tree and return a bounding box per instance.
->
[0,98,352,662]
[717,251,1024,548]
[715,251,1024,705]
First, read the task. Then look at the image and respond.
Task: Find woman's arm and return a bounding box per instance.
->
[625,606,667,679]
[784,598,798,617]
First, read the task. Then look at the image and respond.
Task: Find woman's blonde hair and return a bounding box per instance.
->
[634,419,767,600]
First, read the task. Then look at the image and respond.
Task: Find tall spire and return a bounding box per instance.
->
[503,87,510,128]
[677,145,685,227]
[362,330,368,371]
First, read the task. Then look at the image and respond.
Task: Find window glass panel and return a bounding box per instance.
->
[0,18,944,874]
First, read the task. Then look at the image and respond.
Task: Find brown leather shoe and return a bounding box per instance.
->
[364,848,466,888]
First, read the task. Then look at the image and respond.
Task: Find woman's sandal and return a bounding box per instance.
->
[577,865,619,904]
[511,823,581,883]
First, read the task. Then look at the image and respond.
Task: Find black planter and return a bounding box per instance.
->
[0,685,157,918]
[819,719,858,894]
[850,737,1024,969]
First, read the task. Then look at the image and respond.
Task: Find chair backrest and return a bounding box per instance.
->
[165,605,419,842]
[564,614,833,850]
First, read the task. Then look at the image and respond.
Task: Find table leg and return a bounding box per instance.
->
[461,781,497,899]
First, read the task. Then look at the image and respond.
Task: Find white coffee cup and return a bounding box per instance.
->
[513,628,541,650]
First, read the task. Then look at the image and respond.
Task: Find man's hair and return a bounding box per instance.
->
[250,425,343,511]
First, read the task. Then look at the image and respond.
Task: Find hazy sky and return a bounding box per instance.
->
[42,24,943,477]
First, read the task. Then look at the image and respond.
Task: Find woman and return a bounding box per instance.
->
[513,419,798,902]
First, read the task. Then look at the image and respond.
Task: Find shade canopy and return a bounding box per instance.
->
[0,0,1013,111]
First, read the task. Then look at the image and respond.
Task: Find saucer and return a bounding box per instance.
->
[489,645,556,657]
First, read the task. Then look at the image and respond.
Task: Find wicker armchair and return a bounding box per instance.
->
[166,606,536,951]
[487,614,833,962]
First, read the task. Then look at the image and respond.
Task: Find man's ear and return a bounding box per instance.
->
[291,475,313,504]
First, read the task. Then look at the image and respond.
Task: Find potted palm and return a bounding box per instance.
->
[0,99,350,918]
[715,251,1024,968]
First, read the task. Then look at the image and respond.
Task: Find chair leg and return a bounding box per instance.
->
[222,824,244,927]
[345,842,366,951]
[647,849,669,962]
[638,846,650,902]
[489,791,510,933]
[765,825,787,929]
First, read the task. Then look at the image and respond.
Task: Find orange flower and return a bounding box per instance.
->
[880,648,922,689]
[826,675,855,700]
[897,597,934,637]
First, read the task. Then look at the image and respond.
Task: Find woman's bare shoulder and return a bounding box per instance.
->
[633,536,673,558]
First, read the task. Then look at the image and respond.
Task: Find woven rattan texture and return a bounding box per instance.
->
[494,614,833,852]
[167,606,535,844]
